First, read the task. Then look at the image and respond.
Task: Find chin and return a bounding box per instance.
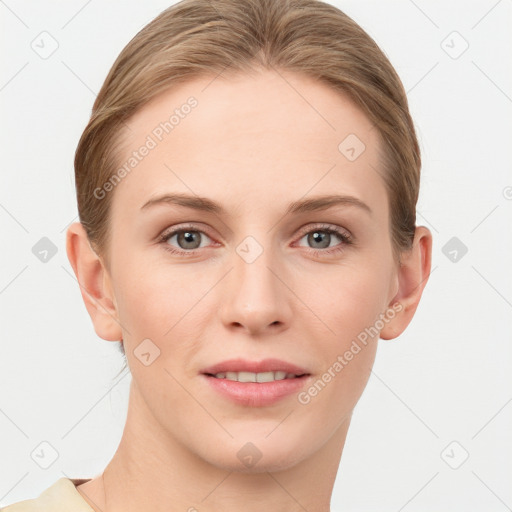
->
[198,433,312,474]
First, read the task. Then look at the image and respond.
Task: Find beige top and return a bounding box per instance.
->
[1,478,94,512]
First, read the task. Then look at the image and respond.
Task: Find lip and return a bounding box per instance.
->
[200,358,311,407]
[200,358,309,376]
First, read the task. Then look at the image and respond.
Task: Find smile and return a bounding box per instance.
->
[208,371,306,382]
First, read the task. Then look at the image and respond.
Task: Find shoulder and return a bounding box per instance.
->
[1,478,94,512]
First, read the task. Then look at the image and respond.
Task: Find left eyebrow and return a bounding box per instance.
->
[140,193,372,217]
[285,194,372,217]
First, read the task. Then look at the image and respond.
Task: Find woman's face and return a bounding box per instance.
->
[104,68,401,471]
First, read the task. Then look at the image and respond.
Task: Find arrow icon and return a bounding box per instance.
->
[135,339,161,366]
[31,441,59,469]
[440,31,469,60]
[236,236,263,263]
[32,236,58,262]
[237,441,263,467]
[442,236,468,263]
[338,134,365,161]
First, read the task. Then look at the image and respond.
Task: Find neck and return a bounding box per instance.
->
[82,379,351,512]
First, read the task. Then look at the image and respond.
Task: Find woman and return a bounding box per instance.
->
[2,0,432,510]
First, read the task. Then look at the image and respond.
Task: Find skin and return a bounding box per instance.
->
[67,67,432,512]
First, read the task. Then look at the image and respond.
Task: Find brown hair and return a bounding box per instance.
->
[74,0,421,364]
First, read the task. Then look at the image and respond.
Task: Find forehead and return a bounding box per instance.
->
[111,68,387,217]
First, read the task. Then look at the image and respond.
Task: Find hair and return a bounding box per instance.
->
[74,0,421,374]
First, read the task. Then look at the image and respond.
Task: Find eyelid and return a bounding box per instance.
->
[157,223,216,245]
[157,221,353,255]
[157,222,351,242]
[292,223,354,255]
[295,222,352,240]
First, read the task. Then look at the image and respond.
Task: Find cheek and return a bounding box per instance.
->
[112,257,178,338]
[306,259,390,334]
[118,280,166,330]
[297,259,389,402]
[295,274,383,431]
[299,341,377,439]
[113,256,216,363]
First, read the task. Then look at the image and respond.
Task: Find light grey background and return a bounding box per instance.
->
[1,0,511,510]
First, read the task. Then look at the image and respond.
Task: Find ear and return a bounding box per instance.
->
[380,226,433,340]
[66,222,123,342]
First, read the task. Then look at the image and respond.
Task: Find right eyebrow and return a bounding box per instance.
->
[140,193,224,214]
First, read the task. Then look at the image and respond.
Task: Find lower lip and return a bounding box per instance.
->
[202,374,311,407]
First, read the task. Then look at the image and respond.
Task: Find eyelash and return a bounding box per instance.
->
[157,223,353,258]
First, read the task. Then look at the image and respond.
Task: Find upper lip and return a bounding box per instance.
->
[201,358,310,376]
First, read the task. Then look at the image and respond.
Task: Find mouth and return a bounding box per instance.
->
[200,358,312,406]
[200,358,310,381]
[203,371,309,382]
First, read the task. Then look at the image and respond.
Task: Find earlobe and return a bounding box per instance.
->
[380,226,433,341]
[66,222,123,342]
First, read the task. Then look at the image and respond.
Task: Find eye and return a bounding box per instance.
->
[158,224,214,256]
[157,222,353,258]
[295,224,353,256]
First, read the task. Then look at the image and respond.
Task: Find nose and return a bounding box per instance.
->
[219,242,292,336]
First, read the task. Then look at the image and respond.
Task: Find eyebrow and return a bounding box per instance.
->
[140,193,372,216]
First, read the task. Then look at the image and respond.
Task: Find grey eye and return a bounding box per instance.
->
[297,229,343,250]
[166,230,211,250]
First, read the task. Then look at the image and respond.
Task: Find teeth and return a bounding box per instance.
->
[213,371,299,382]
[257,371,276,383]
[238,371,256,383]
